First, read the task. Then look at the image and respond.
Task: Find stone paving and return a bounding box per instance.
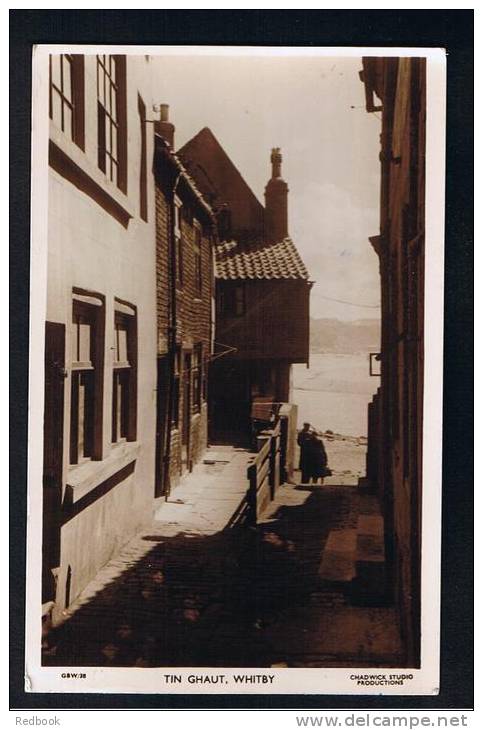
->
[43,438,403,668]
[257,482,402,667]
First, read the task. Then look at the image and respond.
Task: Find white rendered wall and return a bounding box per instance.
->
[46,55,158,613]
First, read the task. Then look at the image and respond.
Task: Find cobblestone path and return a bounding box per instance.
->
[43,442,402,668]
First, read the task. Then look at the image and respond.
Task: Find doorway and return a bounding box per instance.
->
[208,360,251,446]
[181,351,191,472]
[42,322,65,604]
[155,355,170,497]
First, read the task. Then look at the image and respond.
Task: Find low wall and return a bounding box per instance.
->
[279,403,298,481]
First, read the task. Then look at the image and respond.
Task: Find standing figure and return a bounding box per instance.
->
[297,422,313,483]
[306,432,329,485]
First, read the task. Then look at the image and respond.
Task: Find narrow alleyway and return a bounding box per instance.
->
[43,438,403,669]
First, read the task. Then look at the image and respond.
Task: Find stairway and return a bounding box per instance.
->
[318,492,390,604]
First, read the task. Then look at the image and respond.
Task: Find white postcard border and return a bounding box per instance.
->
[25,45,446,696]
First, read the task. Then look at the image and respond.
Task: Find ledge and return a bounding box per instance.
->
[49,125,135,228]
[65,441,140,506]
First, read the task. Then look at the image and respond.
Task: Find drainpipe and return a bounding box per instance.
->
[162,170,182,497]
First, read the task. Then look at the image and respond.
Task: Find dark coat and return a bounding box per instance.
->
[297,429,313,471]
[307,438,328,478]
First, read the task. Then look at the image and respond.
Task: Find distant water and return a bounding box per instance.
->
[292,353,380,437]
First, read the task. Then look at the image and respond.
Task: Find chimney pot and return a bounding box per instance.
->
[265,147,288,243]
[155,103,175,148]
[270,147,283,178]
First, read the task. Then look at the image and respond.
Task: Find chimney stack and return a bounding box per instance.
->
[264,147,288,243]
[155,103,175,148]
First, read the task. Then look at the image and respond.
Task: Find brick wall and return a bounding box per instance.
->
[175,203,212,347]
[155,181,213,490]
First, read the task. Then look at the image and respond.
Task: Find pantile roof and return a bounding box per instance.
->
[215,238,309,281]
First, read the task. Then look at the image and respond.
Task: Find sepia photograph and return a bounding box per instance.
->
[24,44,446,695]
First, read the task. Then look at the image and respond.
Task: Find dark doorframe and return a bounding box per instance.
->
[182,352,191,472]
[155,355,170,498]
[42,322,66,604]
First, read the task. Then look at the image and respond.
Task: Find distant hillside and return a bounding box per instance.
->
[310,318,381,354]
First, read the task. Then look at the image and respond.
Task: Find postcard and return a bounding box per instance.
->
[25,45,446,695]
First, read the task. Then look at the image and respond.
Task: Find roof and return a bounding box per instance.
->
[215,238,309,281]
[155,133,214,219]
[177,127,265,239]
[178,127,264,211]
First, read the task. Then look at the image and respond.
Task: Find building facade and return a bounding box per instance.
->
[178,132,311,445]
[152,110,215,495]
[361,56,426,666]
[43,54,158,621]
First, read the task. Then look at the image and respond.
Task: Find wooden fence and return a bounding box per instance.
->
[246,419,282,526]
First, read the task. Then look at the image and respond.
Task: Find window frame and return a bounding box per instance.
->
[112,301,138,444]
[96,54,127,192]
[49,54,85,149]
[171,345,181,428]
[192,343,203,413]
[138,94,148,222]
[69,294,104,466]
[218,282,246,318]
[193,220,203,295]
[174,197,184,289]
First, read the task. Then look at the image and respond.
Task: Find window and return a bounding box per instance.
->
[49,54,85,148]
[234,285,245,316]
[218,283,245,317]
[217,205,232,239]
[138,94,148,222]
[70,296,103,465]
[171,346,181,427]
[174,198,184,288]
[193,222,202,294]
[112,302,137,443]
[97,55,127,191]
[192,344,203,412]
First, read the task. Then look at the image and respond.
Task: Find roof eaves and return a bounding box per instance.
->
[155,133,214,219]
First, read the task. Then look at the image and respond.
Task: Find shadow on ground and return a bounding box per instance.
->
[43,485,387,668]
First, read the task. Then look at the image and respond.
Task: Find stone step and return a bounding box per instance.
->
[202,452,232,464]
[350,510,390,606]
[318,505,389,607]
[356,513,385,562]
[318,529,357,582]
[264,605,403,666]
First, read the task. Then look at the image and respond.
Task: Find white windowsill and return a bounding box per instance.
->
[66,440,140,503]
[49,122,135,222]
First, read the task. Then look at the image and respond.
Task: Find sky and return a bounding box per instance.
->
[152,53,381,322]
